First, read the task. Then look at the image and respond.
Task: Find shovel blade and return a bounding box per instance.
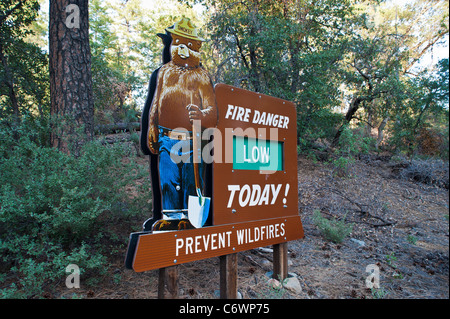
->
[188,195,211,228]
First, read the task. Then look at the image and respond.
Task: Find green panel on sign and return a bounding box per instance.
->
[233,136,284,171]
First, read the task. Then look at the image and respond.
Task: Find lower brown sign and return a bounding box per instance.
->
[132,215,303,272]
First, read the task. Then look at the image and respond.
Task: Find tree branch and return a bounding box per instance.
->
[406,34,448,71]
[319,187,397,228]
[352,61,371,81]
[232,31,250,70]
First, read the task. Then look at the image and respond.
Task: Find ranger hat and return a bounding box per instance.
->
[166,17,205,42]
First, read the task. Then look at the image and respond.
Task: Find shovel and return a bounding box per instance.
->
[187,166,210,228]
[187,94,211,228]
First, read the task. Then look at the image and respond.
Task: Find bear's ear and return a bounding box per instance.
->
[157,32,172,46]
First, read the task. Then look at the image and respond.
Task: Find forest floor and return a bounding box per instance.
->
[59,152,449,299]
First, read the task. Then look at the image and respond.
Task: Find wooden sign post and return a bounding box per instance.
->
[273,243,288,280]
[220,253,237,299]
[126,84,304,298]
[158,266,179,299]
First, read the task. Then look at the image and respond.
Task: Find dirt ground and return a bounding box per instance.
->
[60,154,449,299]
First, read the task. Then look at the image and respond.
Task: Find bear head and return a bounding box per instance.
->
[170,34,202,68]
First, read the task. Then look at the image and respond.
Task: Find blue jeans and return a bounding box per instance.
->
[158,127,204,219]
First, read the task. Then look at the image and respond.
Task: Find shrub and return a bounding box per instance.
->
[331,156,355,178]
[329,126,374,177]
[417,127,445,157]
[335,125,374,157]
[312,210,354,244]
[0,125,149,298]
[297,108,344,152]
[388,117,449,160]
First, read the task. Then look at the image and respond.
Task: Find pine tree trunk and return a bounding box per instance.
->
[49,0,94,156]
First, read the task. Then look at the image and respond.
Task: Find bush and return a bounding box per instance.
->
[335,125,374,157]
[330,125,375,177]
[297,108,344,152]
[0,125,149,298]
[388,116,449,160]
[331,156,355,178]
[312,210,354,243]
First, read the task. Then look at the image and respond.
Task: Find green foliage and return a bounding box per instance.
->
[89,0,201,126]
[203,0,356,147]
[331,156,355,178]
[385,252,398,268]
[298,108,344,152]
[312,210,354,244]
[0,122,150,298]
[331,125,375,177]
[387,59,449,159]
[336,125,374,157]
[0,1,40,39]
[1,1,49,121]
[407,235,418,245]
[371,287,389,299]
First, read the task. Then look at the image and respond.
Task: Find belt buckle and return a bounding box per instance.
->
[169,131,187,140]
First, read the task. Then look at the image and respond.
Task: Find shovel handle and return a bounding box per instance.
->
[191,91,202,191]
[193,162,201,190]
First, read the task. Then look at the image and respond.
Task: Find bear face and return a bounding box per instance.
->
[170,34,202,68]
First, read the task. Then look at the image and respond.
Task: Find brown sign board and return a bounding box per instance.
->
[212,84,299,225]
[127,84,304,272]
[133,216,303,272]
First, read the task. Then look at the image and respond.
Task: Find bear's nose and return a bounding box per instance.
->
[178,44,190,59]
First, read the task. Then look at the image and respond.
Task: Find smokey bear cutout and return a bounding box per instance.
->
[146,18,217,232]
[140,30,172,232]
